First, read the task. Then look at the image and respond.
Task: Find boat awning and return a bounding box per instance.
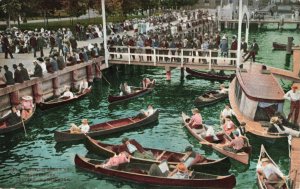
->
[236,70,285,102]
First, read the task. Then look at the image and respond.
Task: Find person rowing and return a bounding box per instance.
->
[142,78,155,89]
[59,87,75,99]
[222,131,247,153]
[70,119,90,134]
[181,146,206,167]
[119,82,132,96]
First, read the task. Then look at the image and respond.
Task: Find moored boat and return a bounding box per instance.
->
[229,68,288,141]
[0,105,36,135]
[194,90,228,107]
[37,86,92,110]
[186,68,235,81]
[74,154,236,188]
[256,145,289,189]
[84,135,231,174]
[272,42,287,51]
[182,112,251,165]
[54,109,159,142]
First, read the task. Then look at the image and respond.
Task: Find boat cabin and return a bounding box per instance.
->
[234,69,285,122]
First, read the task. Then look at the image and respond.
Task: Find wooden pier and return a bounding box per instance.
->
[290,138,300,189]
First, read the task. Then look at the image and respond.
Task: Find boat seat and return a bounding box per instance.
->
[105,122,114,127]
[128,118,136,123]
[156,151,166,161]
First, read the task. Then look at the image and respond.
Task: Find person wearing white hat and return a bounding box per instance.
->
[79,119,90,133]
[219,35,228,58]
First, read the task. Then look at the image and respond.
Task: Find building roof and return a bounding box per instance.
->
[237,70,285,102]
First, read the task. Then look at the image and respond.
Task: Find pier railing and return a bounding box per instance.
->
[108,46,238,70]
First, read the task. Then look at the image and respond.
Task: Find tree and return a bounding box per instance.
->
[0,0,22,28]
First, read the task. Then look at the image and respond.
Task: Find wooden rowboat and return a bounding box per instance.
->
[257,145,289,189]
[272,42,287,51]
[54,109,159,142]
[182,112,251,165]
[108,86,154,104]
[186,68,235,81]
[38,86,92,110]
[75,154,236,188]
[194,90,228,107]
[84,135,231,174]
[0,105,36,135]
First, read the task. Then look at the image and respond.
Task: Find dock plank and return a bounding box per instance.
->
[290,138,300,189]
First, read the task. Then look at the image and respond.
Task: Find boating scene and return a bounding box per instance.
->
[0,0,300,188]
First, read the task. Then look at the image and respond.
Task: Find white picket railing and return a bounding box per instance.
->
[107,46,238,70]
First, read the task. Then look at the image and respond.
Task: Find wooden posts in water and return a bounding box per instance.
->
[32,82,43,103]
[286,37,294,54]
[52,77,60,96]
[165,66,171,81]
[9,91,20,106]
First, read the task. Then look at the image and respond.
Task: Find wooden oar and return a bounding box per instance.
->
[21,110,27,135]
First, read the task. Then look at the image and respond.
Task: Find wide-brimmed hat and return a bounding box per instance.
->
[222,35,227,40]
[270,117,279,124]
[261,158,270,163]
[22,96,33,101]
[176,163,188,172]
[191,108,200,113]
[19,63,24,67]
[13,64,18,69]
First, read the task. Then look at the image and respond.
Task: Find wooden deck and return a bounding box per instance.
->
[290,138,300,189]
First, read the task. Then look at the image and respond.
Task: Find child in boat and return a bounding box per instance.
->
[95,151,131,169]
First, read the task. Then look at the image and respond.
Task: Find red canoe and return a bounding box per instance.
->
[75,154,236,188]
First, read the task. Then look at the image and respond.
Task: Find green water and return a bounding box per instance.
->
[0,27,299,189]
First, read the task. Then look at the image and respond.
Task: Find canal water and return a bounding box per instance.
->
[0,27,299,188]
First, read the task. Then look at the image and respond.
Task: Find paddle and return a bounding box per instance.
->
[20,110,27,136]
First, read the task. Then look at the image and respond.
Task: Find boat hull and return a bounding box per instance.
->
[75,154,236,188]
[54,110,159,142]
[108,88,153,104]
[182,112,251,165]
[38,87,92,110]
[84,136,231,174]
[186,68,235,81]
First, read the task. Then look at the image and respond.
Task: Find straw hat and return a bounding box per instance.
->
[191,108,200,114]
[270,117,279,124]
[261,158,270,163]
[176,163,188,172]
[22,96,33,101]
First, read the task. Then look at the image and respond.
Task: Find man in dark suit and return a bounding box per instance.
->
[13,64,24,83]
[30,34,37,57]
[3,65,15,85]
[1,34,14,59]
[31,61,43,78]
[19,63,30,81]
